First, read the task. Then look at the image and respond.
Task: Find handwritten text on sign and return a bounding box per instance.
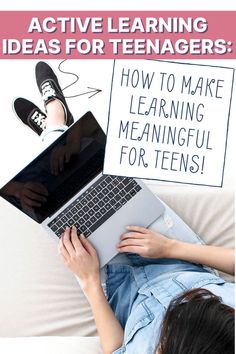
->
[104,60,234,186]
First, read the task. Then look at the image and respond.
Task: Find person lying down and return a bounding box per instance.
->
[58,225,234,354]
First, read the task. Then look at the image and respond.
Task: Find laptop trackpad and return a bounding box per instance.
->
[88,193,164,267]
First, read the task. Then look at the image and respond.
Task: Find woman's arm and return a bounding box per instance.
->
[58,226,124,354]
[167,240,234,275]
[117,226,235,275]
[83,283,124,354]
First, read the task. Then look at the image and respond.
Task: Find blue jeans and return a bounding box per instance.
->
[41,124,68,146]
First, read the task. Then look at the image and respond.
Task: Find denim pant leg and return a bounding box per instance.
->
[41,125,68,147]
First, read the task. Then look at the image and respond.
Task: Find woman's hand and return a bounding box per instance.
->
[117,226,173,259]
[118,226,235,275]
[58,226,100,290]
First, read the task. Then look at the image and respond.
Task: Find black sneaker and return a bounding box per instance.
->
[35,61,74,127]
[13,97,46,136]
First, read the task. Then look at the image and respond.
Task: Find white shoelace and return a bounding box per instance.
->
[31,110,47,129]
[41,81,56,102]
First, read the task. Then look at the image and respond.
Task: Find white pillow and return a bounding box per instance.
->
[0,337,102,354]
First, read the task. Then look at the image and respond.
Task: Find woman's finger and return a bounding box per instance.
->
[62,227,76,255]
[80,234,97,255]
[118,238,145,248]
[126,225,149,233]
[120,232,147,241]
[70,226,85,252]
[117,245,143,254]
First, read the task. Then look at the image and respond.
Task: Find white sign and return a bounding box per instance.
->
[104,60,234,187]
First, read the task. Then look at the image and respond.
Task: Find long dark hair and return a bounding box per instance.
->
[158,288,234,354]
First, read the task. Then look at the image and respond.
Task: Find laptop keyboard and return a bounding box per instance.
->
[48,175,142,238]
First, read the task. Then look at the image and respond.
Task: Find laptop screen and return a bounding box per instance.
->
[0,111,106,223]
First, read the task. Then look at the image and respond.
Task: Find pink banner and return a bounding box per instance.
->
[0,11,234,59]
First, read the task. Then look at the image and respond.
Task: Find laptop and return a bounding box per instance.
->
[0,111,164,267]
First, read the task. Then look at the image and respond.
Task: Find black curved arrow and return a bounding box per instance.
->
[82,87,102,98]
[59,59,102,99]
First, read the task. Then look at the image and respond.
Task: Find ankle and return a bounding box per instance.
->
[45,99,66,127]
